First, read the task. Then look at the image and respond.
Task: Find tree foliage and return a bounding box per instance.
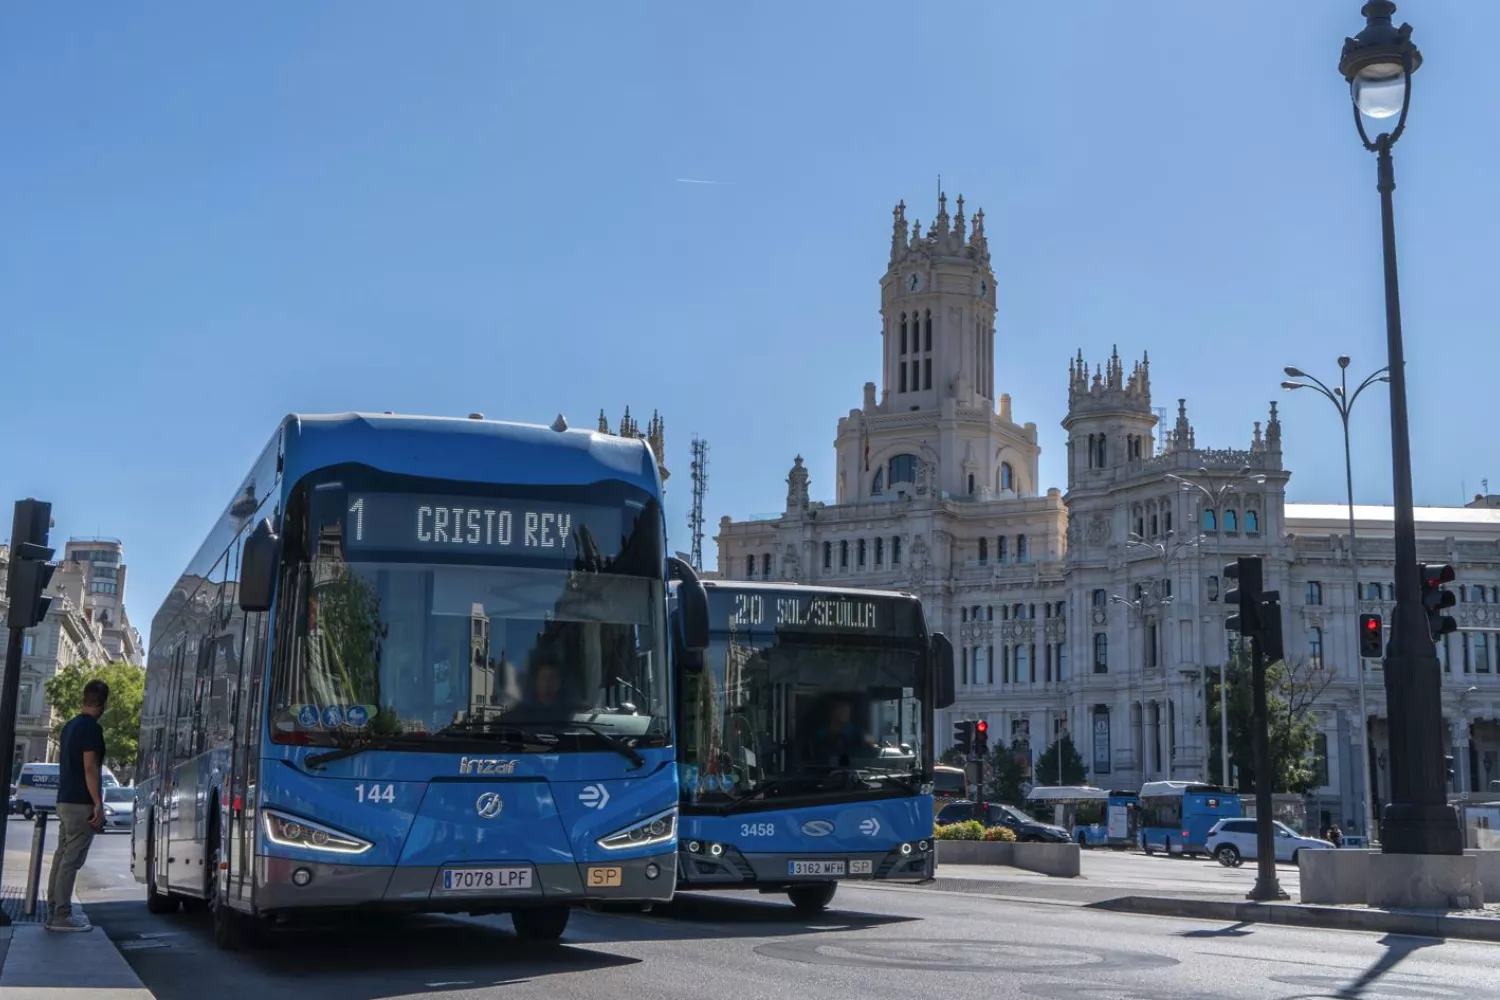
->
[44,660,146,770]
[1033,735,1088,787]
[984,739,1031,804]
[1207,643,1332,794]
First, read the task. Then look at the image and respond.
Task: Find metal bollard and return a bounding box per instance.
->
[22,811,48,918]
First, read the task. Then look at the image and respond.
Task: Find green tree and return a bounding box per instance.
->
[1207,644,1331,794]
[984,739,1030,804]
[44,660,146,770]
[1033,735,1087,787]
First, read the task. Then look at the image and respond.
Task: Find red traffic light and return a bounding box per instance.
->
[1364,617,1380,631]
[975,720,988,733]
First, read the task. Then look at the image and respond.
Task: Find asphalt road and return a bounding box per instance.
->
[7,823,1496,999]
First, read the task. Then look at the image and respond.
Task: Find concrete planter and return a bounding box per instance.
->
[1300,847,1497,907]
[936,840,1081,877]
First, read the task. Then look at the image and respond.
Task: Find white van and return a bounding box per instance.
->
[15,762,119,819]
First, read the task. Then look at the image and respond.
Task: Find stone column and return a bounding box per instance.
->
[1454,716,1472,794]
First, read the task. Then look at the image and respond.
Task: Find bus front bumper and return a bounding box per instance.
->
[677,844,934,888]
[254,850,677,914]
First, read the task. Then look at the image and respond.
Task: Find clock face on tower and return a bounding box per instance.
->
[906,272,926,293]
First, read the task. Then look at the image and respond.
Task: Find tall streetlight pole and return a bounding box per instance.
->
[1112,551,1173,781]
[1166,467,1266,790]
[1339,2,1461,854]
[1128,530,1204,779]
[1281,357,1389,843]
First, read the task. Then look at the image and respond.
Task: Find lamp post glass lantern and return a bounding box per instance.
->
[1339,2,1462,855]
[1281,358,1389,844]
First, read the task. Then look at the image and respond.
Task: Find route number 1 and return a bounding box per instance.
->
[356,783,394,803]
[348,498,365,542]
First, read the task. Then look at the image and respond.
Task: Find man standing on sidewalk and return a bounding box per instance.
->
[46,678,110,933]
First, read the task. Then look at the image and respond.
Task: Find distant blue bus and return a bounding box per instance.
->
[670,581,954,912]
[131,412,708,948]
[1025,786,1139,848]
[1137,780,1242,857]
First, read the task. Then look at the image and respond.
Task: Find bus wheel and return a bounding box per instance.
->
[788,883,837,914]
[144,827,179,915]
[512,904,571,942]
[1077,833,1088,848]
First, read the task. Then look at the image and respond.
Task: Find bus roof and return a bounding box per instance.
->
[281,412,662,494]
[700,580,922,602]
[1139,780,1233,798]
[1026,785,1108,800]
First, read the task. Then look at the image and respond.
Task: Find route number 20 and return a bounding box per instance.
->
[356,783,395,803]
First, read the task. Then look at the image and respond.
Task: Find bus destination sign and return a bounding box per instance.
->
[706,588,922,638]
[343,492,623,560]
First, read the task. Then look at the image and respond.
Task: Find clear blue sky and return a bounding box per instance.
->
[2,2,1495,648]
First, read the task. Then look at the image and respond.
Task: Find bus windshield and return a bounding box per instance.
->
[267,476,670,752]
[682,593,928,809]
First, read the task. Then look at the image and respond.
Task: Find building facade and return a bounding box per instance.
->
[1,546,113,771]
[62,537,144,665]
[714,193,1500,839]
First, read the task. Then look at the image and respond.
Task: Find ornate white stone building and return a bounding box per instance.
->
[714,193,1500,838]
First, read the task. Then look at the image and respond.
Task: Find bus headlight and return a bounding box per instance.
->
[596,807,677,852]
[263,809,373,856]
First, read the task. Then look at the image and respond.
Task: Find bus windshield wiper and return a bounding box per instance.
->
[507,720,645,770]
[303,733,458,770]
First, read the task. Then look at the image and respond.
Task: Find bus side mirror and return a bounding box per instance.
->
[930,632,955,710]
[668,557,710,655]
[238,518,281,613]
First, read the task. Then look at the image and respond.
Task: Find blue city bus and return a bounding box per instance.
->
[669,580,954,912]
[131,412,709,948]
[1137,780,1242,857]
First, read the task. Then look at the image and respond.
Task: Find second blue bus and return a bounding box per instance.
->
[1137,780,1242,857]
[670,580,954,912]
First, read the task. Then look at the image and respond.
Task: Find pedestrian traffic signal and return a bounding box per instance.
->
[1223,557,1264,638]
[974,719,989,756]
[953,720,974,756]
[1419,564,1458,642]
[5,499,55,629]
[1358,614,1384,659]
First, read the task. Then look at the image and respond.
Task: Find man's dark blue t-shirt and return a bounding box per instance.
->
[57,713,105,805]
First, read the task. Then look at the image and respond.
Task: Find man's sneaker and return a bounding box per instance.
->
[44,913,92,932]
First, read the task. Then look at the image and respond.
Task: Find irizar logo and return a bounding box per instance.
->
[801,819,835,838]
[475,792,504,819]
[459,757,518,776]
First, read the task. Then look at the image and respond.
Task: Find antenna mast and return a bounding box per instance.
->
[689,436,710,571]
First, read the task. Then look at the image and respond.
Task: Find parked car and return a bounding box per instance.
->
[1206,817,1334,866]
[936,800,1073,843]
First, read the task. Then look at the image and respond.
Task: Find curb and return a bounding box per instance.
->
[0,903,156,997]
[1091,895,1500,943]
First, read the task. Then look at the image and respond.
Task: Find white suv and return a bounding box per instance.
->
[1205,817,1334,867]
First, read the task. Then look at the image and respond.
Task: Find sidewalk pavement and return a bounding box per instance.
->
[880,861,1500,944]
[0,883,155,998]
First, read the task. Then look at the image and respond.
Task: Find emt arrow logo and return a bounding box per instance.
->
[579,784,610,810]
[859,818,881,837]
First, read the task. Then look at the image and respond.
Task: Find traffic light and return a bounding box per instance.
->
[5,499,55,629]
[1358,614,1384,659]
[1445,754,1456,786]
[1256,590,1285,663]
[953,720,974,756]
[974,719,989,756]
[1419,564,1458,642]
[1223,557,1263,638]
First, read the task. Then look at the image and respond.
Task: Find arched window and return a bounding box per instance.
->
[745,554,755,578]
[839,540,849,569]
[1092,589,1107,607]
[978,537,988,563]
[1202,509,1217,531]
[823,541,832,569]
[762,553,772,577]
[892,536,902,565]
[888,454,919,486]
[1016,535,1029,562]
[1224,510,1239,532]
[924,309,932,351]
[871,468,884,494]
[1245,509,1260,533]
[900,313,908,354]
[857,539,866,568]
[997,536,1008,562]
[875,536,884,565]
[1000,462,1015,492]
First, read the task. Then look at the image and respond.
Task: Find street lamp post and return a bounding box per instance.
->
[1127,530,1203,779]
[1339,1,1461,854]
[1281,358,1389,843]
[1165,467,1267,789]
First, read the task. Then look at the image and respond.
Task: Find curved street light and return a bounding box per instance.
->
[1281,357,1389,845]
[1164,466,1267,788]
[1340,2,1456,856]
